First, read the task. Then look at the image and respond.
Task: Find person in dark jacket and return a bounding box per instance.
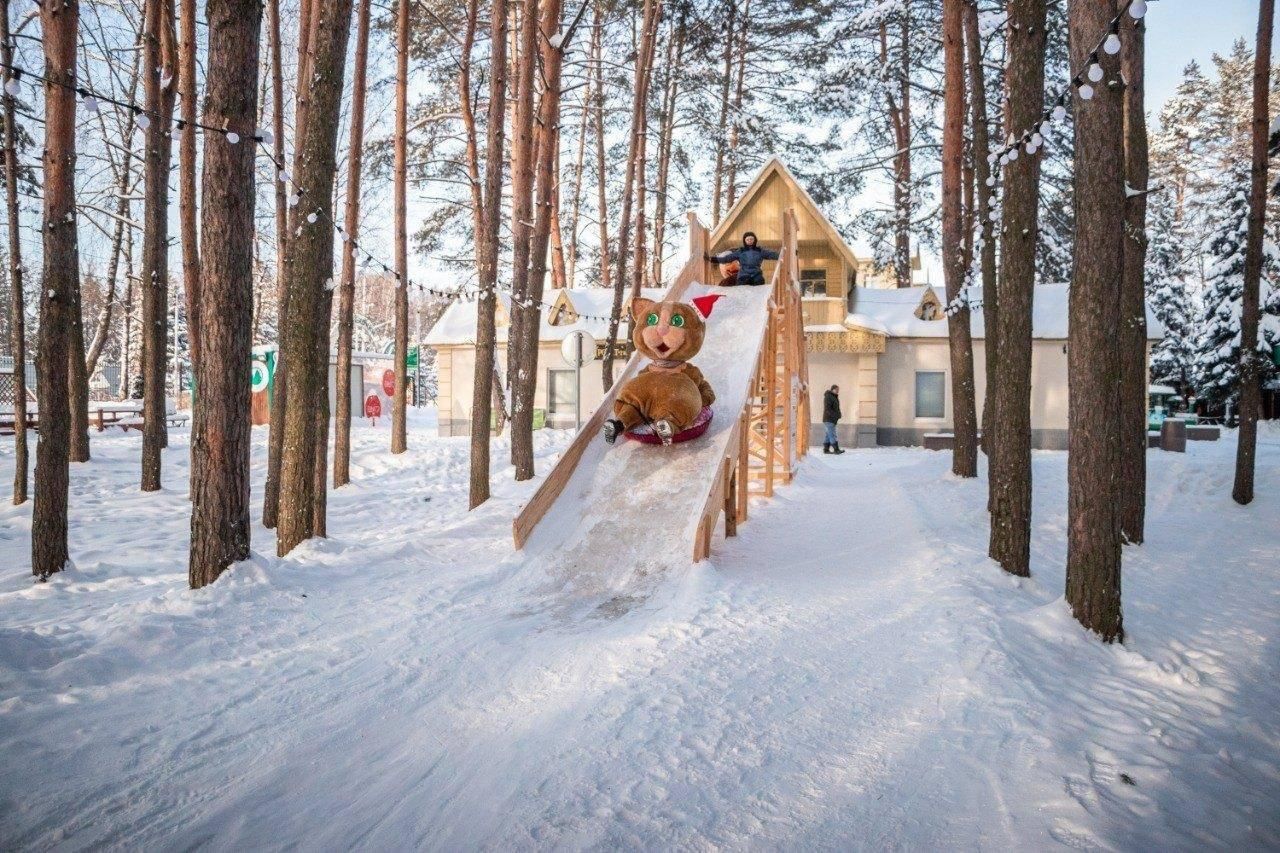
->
[707,231,780,286]
[822,384,845,454]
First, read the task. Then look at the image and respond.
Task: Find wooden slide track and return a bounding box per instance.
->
[512,211,809,571]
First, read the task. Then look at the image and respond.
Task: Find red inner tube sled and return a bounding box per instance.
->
[626,406,714,445]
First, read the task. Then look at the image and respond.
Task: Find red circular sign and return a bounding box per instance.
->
[381,369,397,397]
[364,393,382,418]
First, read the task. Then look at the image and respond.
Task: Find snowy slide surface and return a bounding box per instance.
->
[519,282,773,594]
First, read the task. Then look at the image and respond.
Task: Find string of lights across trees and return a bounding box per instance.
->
[0,58,620,323]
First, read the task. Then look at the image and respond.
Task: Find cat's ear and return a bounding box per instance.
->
[630,297,656,323]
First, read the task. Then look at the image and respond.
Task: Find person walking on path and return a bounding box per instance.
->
[823,384,846,454]
[707,231,779,286]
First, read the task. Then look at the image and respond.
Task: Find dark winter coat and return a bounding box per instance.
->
[823,389,841,424]
[709,244,780,285]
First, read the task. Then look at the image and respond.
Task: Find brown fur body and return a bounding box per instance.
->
[613,298,716,434]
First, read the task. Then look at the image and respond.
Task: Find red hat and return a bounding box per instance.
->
[692,294,724,319]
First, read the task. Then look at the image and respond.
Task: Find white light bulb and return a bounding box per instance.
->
[4,78,19,97]
[987,152,997,165]
[307,211,318,223]
[278,169,289,183]
[1039,121,1051,136]
[1129,0,1147,19]
[985,176,995,188]
[258,129,273,144]
[136,113,151,129]
[226,131,240,144]
[1008,147,1019,161]
[989,209,999,222]
[1032,132,1043,146]
[288,193,300,206]
[1053,104,1067,121]
[1103,33,1121,55]
[83,96,99,113]
[1000,153,1010,166]
[1087,62,1104,83]
[1079,83,1095,100]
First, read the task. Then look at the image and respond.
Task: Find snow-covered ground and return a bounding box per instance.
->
[1,414,1277,850]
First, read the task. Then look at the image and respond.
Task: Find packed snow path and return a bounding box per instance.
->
[522,282,773,593]
[1,416,1277,849]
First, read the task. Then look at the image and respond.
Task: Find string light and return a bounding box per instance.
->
[988,0,1145,177]
[0,59,621,324]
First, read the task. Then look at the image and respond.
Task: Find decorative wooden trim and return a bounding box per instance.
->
[806,329,887,354]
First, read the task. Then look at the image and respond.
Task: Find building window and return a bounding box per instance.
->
[800,268,827,296]
[915,371,945,419]
[548,369,576,415]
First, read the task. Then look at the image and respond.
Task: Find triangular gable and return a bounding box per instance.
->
[547,290,579,326]
[914,287,944,321]
[710,157,860,272]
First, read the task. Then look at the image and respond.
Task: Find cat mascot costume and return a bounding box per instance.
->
[603,293,723,446]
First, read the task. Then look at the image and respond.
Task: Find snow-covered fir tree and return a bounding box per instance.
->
[1145,196,1197,392]
[1193,162,1280,409]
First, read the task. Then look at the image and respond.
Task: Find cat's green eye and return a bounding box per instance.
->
[646,312,659,326]
[671,314,685,328]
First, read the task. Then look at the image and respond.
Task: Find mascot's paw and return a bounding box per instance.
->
[653,419,675,446]
[603,418,624,444]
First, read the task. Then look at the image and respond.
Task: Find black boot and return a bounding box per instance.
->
[823,443,832,454]
[603,419,624,444]
[832,441,846,455]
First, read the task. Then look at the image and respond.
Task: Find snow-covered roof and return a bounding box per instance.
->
[836,284,1165,341]
[425,287,667,347]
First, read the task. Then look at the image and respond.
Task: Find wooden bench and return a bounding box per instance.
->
[116,412,190,432]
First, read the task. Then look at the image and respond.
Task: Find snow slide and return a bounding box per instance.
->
[516,282,774,596]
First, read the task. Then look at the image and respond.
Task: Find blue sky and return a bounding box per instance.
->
[1147,0,1261,109]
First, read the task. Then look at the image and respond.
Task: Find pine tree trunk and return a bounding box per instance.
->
[120,226,136,401]
[506,0,541,477]
[591,3,609,294]
[390,0,409,455]
[942,0,977,478]
[261,0,289,529]
[513,0,565,479]
[987,0,1045,577]
[67,252,89,462]
[334,0,371,489]
[275,0,353,556]
[140,0,177,492]
[33,0,80,577]
[470,0,509,509]
[567,64,591,288]
[1065,0,1125,643]
[724,7,748,212]
[1119,15,1149,541]
[603,0,658,390]
[1,0,28,505]
[629,9,658,300]
[964,0,998,458]
[711,0,736,227]
[652,19,683,284]
[1233,0,1274,506]
[179,0,200,378]
[189,0,260,589]
[550,143,567,290]
[881,17,913,288]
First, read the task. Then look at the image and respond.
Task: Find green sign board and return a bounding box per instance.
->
[407,346,419,369]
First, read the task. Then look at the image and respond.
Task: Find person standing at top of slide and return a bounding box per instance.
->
[706,231,779,286]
